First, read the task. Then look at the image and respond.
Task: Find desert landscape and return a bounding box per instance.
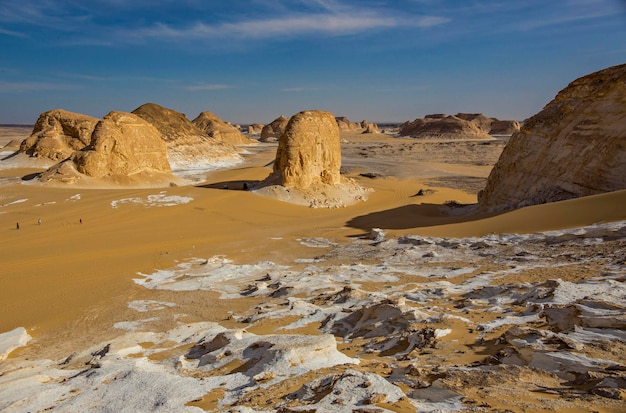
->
[0,64,625,413]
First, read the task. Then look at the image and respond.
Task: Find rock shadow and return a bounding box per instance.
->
[346,203,489,231]
[198,180,261,191]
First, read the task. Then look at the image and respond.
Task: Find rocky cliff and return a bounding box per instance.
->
[478,64,626,212]
[19,109,99,161]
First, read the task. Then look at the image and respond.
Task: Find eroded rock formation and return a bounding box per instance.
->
[256,110,368,207]
[479,64,626,212]
[335,116,361,131]
[271,110,341,189]
[247,123,264,135]
[489,119,521,135]
[19,109,99,161]
[40,111,172,185]
[192,111,255,146]
[399,114,493,140]
[400,113,520,139]
[260,115,289,142]
[132,103,243,170]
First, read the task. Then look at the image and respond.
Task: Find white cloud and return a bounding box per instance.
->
[185,84,235,91]
[127,11,449,42]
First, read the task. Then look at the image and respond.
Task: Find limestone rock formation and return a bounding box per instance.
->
[271,110,342,189]
[260,115,289,142]
[489,119,521,135]
[455,113,494,133]
[335,116,361,131]
[19,109,99,161]
[400,113,520,139]
[478,64,626,212]
[247,123,264,135]
[399,114,493,140]
[192,111,255,146]
[40,111,173,185]
[257,110,369,207]
[132,103,243,170]
[361,120,379,134]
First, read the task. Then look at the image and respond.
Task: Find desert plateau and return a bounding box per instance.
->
[0,62,625,413]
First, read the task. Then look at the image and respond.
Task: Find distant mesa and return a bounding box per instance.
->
[260,115,289,142]
[255,110,369,207]
[19,109,99,161]
[192,111,256,146]
[40,111,174,185]
[399,113,520,139]
[478,63,626,212]
[132,103,244,171]
[400,114,493,140]
[247,123,264,135]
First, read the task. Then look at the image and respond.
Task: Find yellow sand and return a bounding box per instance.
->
[1,130,625,355]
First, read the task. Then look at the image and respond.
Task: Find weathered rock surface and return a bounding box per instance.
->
[192,111,255,146]
[19,109,99,161]
[400,113,520,139]
[479,64,626,212]
[335,116,361,131]
[362,121,379,134]
[247,123,264,135]
[256,110,369,207]
[399,114,493,140]
[132,103,243,171]
[40,111,173,185]
[489,119,521,135]
[270,110,342,189]
[260,115,289,142]
[455,113,494,133]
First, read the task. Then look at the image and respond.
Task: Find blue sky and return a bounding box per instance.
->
[1,0,625,124]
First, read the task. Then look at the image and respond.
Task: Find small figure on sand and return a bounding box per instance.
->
[79,218,82,224]
[16,222,19,230]
[37,218,41,225]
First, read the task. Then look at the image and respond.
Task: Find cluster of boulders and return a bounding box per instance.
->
[399,113,520,140]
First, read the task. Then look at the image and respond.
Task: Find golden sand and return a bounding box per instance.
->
[1,129,625,412]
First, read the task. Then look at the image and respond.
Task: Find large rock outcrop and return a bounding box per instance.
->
[478,64,626,212]
[399,114,493,140]
[400,113,520,139]
[19,109,99,161]
[260,115,289,142]
[132,103,243,170]
[40,111,173,185]
[256,110,368,207]
[192,111,255,146]
[271,110,341,189]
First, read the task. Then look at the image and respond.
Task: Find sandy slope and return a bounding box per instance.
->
[1,128,625,412]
